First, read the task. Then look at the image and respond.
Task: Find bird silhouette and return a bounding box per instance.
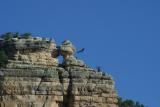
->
[96,66,102,72]
[77,48,85,53]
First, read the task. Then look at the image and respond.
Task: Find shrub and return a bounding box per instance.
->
[118,97,147,107]
[1,32,13,41]
[22,33,32,39]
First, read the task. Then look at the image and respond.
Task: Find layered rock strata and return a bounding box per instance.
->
[0,37,118,107]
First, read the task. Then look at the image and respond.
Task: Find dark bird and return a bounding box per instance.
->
[96,66,102,72]
[77,48,85,53]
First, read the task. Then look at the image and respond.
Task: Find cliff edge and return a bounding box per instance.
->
[0,35,118,107]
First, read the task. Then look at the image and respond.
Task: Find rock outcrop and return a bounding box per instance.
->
[0,36,118,107]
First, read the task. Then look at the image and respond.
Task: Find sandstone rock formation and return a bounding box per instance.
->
[0,36,118,107]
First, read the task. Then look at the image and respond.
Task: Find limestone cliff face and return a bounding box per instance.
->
[0,37,118,107]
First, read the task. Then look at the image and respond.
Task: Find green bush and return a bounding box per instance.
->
[22,33,32,39]
[118,97,147,107]
[13,32,20,38]
[1,32,13,41]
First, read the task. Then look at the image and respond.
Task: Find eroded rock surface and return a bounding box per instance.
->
[0,37,118,107]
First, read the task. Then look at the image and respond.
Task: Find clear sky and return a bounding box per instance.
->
[0,0,159,106]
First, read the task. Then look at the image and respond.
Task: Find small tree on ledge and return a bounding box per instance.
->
[22,33,32,39]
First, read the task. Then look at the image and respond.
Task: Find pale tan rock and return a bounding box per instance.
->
[0,37,118,107]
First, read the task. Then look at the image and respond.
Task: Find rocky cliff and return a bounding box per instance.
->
[0,36,118,107]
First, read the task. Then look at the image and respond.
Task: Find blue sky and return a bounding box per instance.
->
[0,0,160,106]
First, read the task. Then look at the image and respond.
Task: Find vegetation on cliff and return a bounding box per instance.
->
[0,32,32,40]
[118,97,148,107]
